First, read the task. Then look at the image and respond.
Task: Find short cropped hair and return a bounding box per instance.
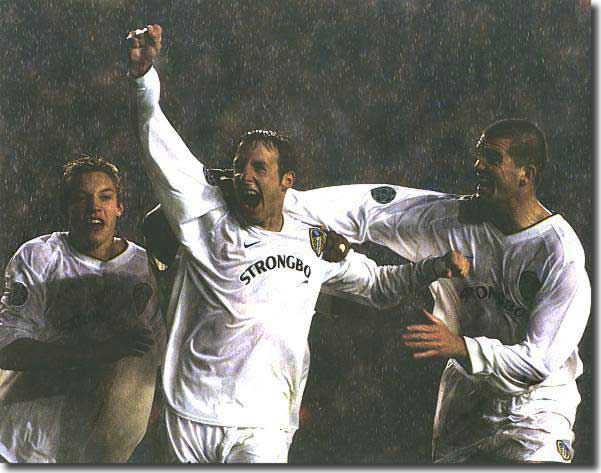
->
[234,130,297,178]
[481,119,548,186]
[62,155,122,206]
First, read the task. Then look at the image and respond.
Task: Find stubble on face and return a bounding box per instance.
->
[233,142,289,231]
[474,137,522,207]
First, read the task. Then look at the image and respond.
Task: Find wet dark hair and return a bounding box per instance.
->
[479,119,548,187]
[62,155,122,206]
[233,130,297,178]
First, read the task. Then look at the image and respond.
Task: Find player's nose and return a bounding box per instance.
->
[240,164,256,184]
[89,195,103,210]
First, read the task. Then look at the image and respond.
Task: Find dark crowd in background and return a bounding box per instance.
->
[0,0,592,464]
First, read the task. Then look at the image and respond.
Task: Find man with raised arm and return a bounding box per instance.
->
[0,156,165,463]
[128,25,470,463]
[284,119,591,463]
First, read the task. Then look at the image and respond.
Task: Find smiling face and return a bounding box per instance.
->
[67,171,123,256]
[473,134,525,207]
[232,141,294,231]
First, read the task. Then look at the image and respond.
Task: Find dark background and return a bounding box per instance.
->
[0,0,592,464]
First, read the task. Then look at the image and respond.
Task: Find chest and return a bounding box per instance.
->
[186,215,327,296]
[45,260,151,338]
[430,223,544,339]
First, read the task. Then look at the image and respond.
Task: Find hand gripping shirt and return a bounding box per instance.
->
[284,184,591,462]
[0,233,165,463]
[133,68,439,430]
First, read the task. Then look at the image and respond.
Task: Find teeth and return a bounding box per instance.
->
[241,189,261,208]
[90,219,102,224]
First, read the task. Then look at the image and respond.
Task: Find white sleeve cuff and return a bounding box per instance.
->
[132,66,160,90]
[464,336,486,375]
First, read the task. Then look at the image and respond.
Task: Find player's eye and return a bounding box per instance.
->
[482,149,502,165]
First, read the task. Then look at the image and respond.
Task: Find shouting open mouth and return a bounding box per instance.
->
[238,188,261,209]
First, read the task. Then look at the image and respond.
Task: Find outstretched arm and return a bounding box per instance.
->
[322,250,470,310]
[285,185,447,261]
[128,25,225,241]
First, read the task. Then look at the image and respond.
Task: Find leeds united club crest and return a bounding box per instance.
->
[309,227,327,257]
[556,440,573,461]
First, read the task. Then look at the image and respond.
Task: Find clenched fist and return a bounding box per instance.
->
[322,228,351,263]
[432,250,471,279]
[127,24,163,78]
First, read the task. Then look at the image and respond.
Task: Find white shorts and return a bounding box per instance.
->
[164,408,295,463]
[434,363,579,464]
[493,413,576,463]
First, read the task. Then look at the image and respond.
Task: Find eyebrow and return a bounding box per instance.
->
[74,187,116,195]
[479,147,502,161]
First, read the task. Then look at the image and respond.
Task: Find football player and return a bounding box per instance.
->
[128,24,470,463]
[0,156,165,463]
[283,119,591,463]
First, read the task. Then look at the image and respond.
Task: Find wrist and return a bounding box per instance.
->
[420,256,446,282]
[433,256,448,278]
[128,61,154,79]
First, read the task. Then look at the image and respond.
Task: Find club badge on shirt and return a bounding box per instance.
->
[3,281,28,307]
[556,440,573,461]
[309,227,326,257]
[370,186,396,204]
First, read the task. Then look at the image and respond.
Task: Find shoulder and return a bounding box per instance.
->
[116,240,153,275]
[9,233,64,274]
[535,215,586,268]
[124,239,148,257]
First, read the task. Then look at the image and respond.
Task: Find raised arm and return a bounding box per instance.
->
[128,25,225,240]
[322,249,470,310]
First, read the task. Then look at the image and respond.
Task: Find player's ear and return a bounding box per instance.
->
[280,171,295,191]
[116,200,124,218]
[520,165,537,187]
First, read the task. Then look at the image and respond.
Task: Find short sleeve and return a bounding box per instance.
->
[0,250,48,350]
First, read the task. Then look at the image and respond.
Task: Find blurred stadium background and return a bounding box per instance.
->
[0,0,592,464]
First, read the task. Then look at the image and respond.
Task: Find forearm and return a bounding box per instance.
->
[132,68,197,223]
[131,67,224,230]
[79,349,158,462]
[368,257,444,308]
[463,336,554,394]
[327,253,443,310]
[0,338,96,371]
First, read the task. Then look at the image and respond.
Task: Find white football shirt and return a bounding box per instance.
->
[284,184,591,461]
[0,232,165,463]
[133,68,441,430]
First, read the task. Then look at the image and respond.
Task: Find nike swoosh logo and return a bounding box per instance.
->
[244,241,260,248]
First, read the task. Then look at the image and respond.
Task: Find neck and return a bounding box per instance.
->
[68,234,126,261]
[259,213,284,232]
[488,194,551,235]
